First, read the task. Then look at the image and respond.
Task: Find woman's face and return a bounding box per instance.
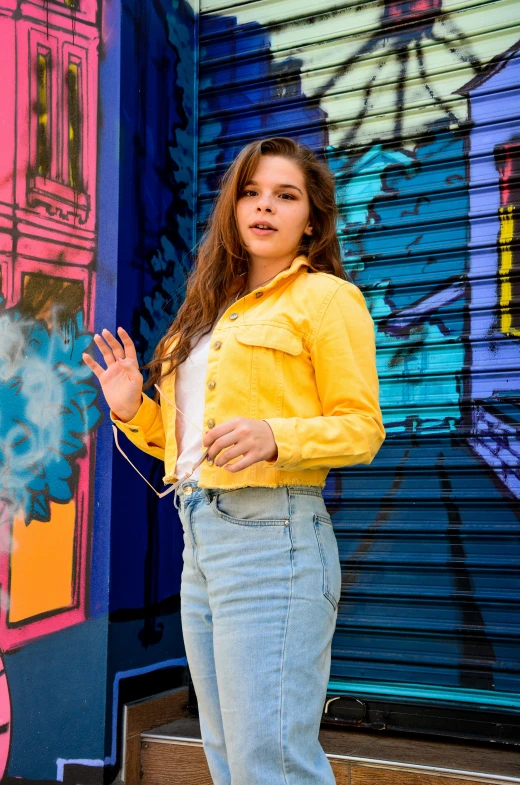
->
[235,155,313,266]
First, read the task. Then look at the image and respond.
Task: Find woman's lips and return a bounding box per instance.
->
[250,225,277,236]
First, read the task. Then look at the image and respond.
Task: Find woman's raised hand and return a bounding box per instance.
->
[82,327,144,423]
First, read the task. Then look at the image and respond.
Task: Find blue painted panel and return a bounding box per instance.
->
[111,0,197,618]
[5,619,108,780]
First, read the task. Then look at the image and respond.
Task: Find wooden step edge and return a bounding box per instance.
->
[327,754,520,785]
[122,686,189,785]
[141,732,203,747]
[140,731,520,785]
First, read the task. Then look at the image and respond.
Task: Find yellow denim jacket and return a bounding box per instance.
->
[111,255,386,489]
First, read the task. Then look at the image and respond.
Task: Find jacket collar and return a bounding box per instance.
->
[257,254,310,294]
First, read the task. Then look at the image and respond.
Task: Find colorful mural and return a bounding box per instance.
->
[0,0,101,648]
[0,0,102,779]
[0,0,519,779]
[114,0,197,639]
[460,42,520,499]
[106,0,196,775]
[198,0,520,734]
[0,0,195,780]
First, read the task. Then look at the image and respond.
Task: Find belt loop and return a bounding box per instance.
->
[286,485,293,519]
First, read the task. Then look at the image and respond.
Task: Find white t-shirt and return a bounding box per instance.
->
[174,330,212,481]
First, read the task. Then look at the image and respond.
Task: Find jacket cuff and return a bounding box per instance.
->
[262,418,301,470]
[110,393,158,436]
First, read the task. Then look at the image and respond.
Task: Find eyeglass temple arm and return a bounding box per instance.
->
[112,384,211,496]
[112,425,182,497]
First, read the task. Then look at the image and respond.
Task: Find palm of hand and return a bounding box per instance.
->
[82,327,143,422]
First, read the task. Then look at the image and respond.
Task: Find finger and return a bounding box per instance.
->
[215,443,246,468]
[94,332,116,365]
[203,420,239,450]
[82,352,105,380]
[202,423,230,448]
[222,454,255,473]
[203,430,218,448]
[207,431,241,462]
[101,328,125,360]
[117,326,139,363]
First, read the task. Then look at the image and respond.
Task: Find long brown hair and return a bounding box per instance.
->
[143,136,345,393]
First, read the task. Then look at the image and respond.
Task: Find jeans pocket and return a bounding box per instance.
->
[211,487,289,526]
[313,514,342,610]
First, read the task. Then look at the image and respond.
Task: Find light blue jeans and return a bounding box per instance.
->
[174,482,341,785]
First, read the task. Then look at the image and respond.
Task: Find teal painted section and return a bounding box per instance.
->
[334,125,469,432]
[327,680,520,711]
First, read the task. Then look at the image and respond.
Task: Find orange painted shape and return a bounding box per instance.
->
[9,500,76,624]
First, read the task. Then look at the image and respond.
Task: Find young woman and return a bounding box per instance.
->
[83,136,385,785]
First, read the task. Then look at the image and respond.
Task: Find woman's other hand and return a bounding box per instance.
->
[203,418,278,472]
[82,327,143,422]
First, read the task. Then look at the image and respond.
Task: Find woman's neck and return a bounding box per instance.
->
[246,254,297,292]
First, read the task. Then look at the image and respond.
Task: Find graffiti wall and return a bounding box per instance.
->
[0,0,197,780]
[1,0,519,779]
[0,0,105,779]
[106,0,197,774]
[198,0,520,730]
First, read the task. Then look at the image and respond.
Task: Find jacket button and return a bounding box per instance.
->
[255,291,263,298]
[213,341,222,349]
[207,419,215,428]
[229,313,238,320]
[208,380,216,390]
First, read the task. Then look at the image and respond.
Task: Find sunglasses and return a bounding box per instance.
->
[111,383,209,498]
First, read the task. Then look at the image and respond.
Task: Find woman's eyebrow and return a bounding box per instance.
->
[244,179,303,195]
[279,183,303,195]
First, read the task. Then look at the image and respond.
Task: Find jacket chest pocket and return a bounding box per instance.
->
[234,325,303,418]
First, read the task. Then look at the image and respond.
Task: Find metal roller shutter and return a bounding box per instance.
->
[197,0,520,742]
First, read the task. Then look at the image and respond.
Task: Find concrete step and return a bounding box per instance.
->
[140,712,520,785]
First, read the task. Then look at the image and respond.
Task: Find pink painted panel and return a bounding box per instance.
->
[0,662,11,779]
[20,0,98,26]
[14,212,96,245]
[0,234,13,254]
[0,16,16,209]
[15,18,99,233]
[16,235,94,266]
[0,0,100,651]
[0,254,12,303]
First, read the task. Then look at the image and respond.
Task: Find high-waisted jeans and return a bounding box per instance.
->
[174,482,341,785]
